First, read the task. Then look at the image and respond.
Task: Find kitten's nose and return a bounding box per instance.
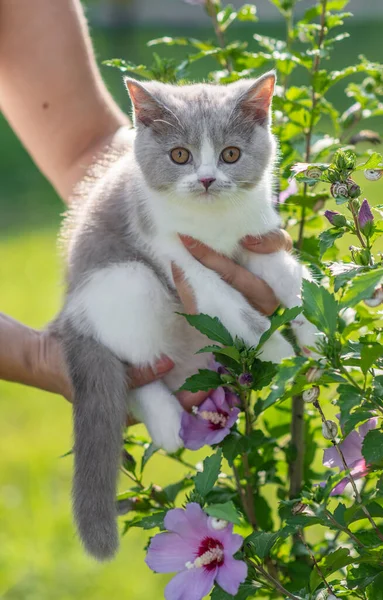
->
[199,177,216,191]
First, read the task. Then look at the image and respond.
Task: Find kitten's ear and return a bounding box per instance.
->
[236,72,276,125]
[124,78,166,127]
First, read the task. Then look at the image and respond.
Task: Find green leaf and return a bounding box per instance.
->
[210,581,260,600]
[338,384,364,429]
[302,279,338,336]
[179,369,222,393]
[205,501,242,525]
[251,359,277,391]
[237,4,258,22]
[141,443,158,471]
[196,345,241,363]
[319,229,344,257]
[262,357,307,410]
[221,432,248,466]
[362,429,383,465]
[361,343,383,374]
[130,511,167,531]
[355,152,383,171]
[194,450,222,498]
[245,531,279,559]
[310,548,354,592]
[343,410,374,437]
[258,306,303,347]
[163,479,194,503]
[180,314,233,346]
[367,572,383,600]
[340,269,383,308]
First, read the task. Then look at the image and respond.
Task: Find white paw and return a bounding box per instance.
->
[291,316,321,357]
[146,395,184,453]
[259,331,295,364]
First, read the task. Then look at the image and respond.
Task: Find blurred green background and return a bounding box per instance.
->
[0,1,382,599]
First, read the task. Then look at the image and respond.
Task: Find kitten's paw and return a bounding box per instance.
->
[259,331,295,364]
[148,396,183,453]
[291,316,321,358]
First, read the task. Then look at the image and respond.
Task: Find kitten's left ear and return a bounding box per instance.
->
[236,71,276,125]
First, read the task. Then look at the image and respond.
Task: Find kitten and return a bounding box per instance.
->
[53,72,318,561]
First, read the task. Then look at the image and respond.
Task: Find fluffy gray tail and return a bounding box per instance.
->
[63,326,127,561]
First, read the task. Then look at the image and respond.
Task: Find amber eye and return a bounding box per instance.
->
[221,147,240,164]
[170,147,190,164]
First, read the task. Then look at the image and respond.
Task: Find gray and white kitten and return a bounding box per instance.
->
[53,72,318,561]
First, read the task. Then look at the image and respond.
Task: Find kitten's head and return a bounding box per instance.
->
[125,73,276,202]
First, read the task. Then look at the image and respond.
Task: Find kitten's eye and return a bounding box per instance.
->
[221,147,240,164]
[170,147,190,164]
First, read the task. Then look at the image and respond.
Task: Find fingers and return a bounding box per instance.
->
[178,235,279,316]
[242,229,293,254]
[176,389,210,411]
[171,263,198,314]
[128,356,175,388]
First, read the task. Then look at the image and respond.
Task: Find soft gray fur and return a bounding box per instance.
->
[53,74,276,560]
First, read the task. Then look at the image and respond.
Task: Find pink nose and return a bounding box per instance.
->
[200,177,216,191]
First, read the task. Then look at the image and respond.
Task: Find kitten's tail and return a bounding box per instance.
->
[63,326,127,561]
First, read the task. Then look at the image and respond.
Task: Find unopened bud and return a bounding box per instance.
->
[324,210,347,227]
[238,372,253,388]
[303,386,320,403]
[322,420,338,440]
[347,179,361,199]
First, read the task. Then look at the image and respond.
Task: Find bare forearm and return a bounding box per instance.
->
[0,314,69,396]
[0,0,129,200]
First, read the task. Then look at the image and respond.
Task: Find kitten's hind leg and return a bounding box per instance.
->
[128,381,183,453]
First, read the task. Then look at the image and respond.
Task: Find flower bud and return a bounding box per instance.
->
[364,284,383,307]
[303,386,320,403]
[238,372,253,388]
[324,210,347,227]
[306,367,323,383]
[349,246,371,266]
[346,179,361,199]
[330,182,349,200]
[322,420,338,440]
[358,199,374,236]
[122,449,136,473]
[364,169,383,181]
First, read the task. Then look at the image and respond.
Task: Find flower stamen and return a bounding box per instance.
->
[200,410,228,428]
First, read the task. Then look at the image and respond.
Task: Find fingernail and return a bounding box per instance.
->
[243,235,261,246]
[179,234,198,249]
[154,355,174,374]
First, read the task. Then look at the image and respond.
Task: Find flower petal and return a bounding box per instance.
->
[165,503,209,541]
[146,533,195,573]
[323,446,343,470]
[216,558,248,596]
[164,567,216,600]
[330,477,350,496]
[226,407,241,429]
[359,417,378,439]
[210,387,226,410]
[180,413,211,451]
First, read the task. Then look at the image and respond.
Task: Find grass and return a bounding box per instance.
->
[0,15,382,600]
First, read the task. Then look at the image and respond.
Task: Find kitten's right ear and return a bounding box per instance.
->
[124,78,165,127]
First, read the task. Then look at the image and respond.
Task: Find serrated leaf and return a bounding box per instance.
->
[302,279,338,336]
[205,501,242,525]
[251,360,277,391]
[355,152,383,171]
[319,229,344,257]
[343,411,374,437]
[221,432,248,466]
[196,345,241,363]
[130,511,167,531]
[340,269,383,308]
[194,450,222,497]
[361,343,383,374]
[258,306,302,347]
[245,530,280,559]
[362,429,383,465]
[181,313,233,346]
[163,479,194,503]
[310,548,354,592]
[141,443,158,471]
[179,369,222,393]
[210,581,259,600]
[367,572,383,600]
[262,357,306,410]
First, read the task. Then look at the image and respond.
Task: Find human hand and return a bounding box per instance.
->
[172,229,293,409]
